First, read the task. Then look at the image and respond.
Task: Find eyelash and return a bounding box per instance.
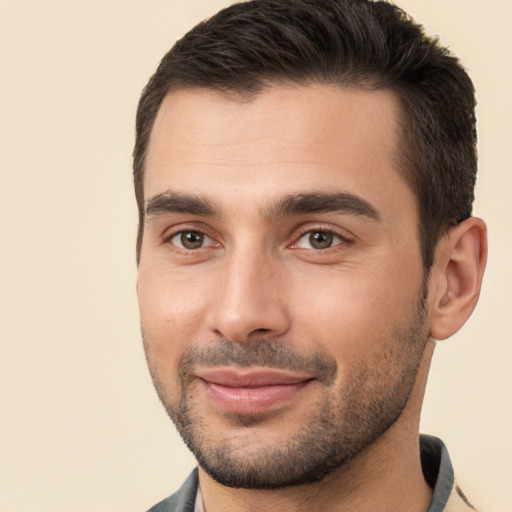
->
[163,225,353,253]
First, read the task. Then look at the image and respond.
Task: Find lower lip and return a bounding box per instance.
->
[201,380,311,414]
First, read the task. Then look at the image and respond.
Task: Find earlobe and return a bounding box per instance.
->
[429,217,487,341]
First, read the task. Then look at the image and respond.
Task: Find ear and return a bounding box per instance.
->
[429,217,487,341]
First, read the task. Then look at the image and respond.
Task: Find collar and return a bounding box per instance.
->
[421,434,476,512]
[422,434,455,512]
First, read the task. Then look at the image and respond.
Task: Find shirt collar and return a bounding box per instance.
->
[421,434,455,512]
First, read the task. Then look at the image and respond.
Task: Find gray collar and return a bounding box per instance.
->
[421,435,455,512]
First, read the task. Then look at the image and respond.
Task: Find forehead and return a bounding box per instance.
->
[144,84,413,218]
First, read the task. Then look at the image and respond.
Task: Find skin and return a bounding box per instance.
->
[137,84,487,512]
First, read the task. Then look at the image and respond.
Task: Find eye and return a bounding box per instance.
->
[295,230,345,250]
[170,230,214,250]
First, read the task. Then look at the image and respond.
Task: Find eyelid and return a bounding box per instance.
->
[162,221,213,239]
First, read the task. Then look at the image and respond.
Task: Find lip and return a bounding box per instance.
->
[196,367,313,414]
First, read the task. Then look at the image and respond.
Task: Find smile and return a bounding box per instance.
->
[195,368,314,414]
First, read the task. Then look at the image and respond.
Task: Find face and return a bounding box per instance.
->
[137,84,430,488]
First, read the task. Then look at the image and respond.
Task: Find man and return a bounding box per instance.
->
[134,0,487,511]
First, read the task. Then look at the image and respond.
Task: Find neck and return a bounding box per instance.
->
[199,340,435,512]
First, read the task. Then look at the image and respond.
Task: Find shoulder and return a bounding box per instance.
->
[146,468,199,512]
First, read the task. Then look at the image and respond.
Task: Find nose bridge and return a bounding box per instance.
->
[210,239,289,343]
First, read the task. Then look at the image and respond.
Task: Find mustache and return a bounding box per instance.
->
[178,338,338,386]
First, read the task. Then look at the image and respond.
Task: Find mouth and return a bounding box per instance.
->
[195,367,314,414]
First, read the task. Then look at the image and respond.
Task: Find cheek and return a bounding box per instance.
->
[137,265,210,359]
[290,265,422,366]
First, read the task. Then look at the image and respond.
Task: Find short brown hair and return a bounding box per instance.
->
[134,0,477,268]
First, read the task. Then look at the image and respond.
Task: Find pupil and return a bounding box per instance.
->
[181,231,203,249]
[310,231,333,249]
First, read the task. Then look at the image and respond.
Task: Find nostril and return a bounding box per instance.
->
[251,328,271,335]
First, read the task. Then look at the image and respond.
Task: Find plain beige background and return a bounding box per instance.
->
[0,1,510,511]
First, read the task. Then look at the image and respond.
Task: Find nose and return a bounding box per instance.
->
[206,250,290,344]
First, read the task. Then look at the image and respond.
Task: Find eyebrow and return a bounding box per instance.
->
[145,191,221,219]
[266,192,381,221]
[144,190,380,222]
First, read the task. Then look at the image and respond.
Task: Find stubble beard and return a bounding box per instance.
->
[143,286,429,490]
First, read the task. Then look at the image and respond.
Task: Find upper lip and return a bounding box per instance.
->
[195,367,313,387]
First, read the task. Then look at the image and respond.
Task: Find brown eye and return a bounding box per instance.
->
[295,230,344,250]
[171,231,207,249]
[182,231,204,249]
[309,231,334,249]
